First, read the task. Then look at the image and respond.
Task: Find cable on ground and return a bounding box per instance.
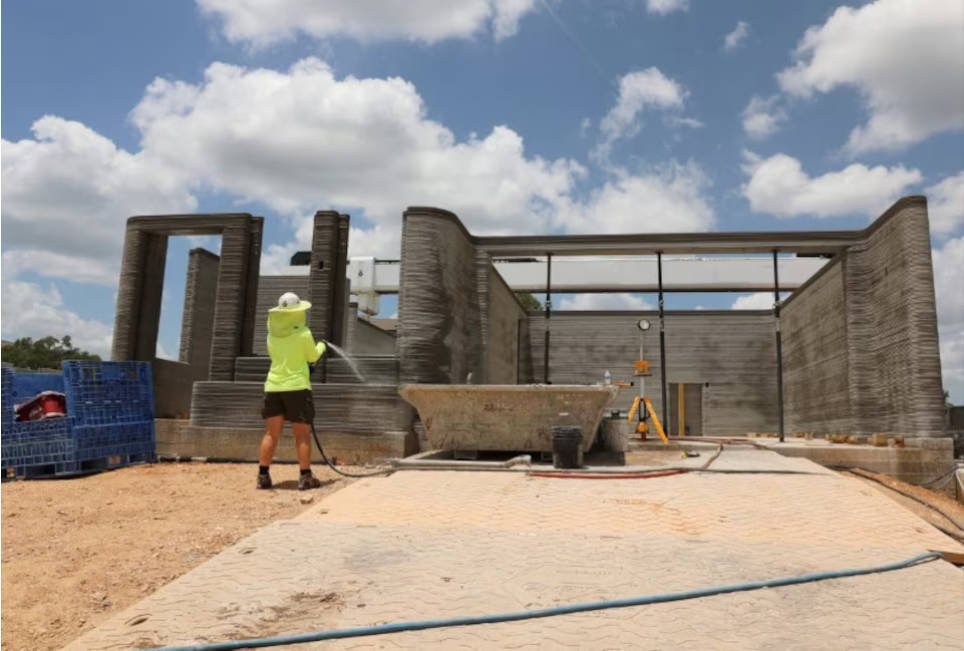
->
[154,551,943,651]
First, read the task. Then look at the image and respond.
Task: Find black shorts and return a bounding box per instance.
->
[262,390,315,424]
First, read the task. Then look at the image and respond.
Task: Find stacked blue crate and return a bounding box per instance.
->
[2,367,78,478]
[1,366,13,428]
[63,361,156,467]
[10,372,65,405]
[2,418,77,478]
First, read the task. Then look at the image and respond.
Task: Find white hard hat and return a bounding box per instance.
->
[270,292,312,312]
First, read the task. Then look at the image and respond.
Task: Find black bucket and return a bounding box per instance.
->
[552,425,583,469]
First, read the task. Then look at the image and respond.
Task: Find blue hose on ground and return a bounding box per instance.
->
[155,551,941,651]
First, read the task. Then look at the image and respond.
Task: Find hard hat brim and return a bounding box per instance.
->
[269,300,312,313]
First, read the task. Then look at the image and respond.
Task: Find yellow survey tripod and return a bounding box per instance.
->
[626,319,669,444]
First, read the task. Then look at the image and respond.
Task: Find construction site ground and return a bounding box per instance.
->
[41,446,964,650]
[0,463,350,651]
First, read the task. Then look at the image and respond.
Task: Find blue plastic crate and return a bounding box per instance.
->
[62,361,151,388]
[11,372,65,404]
[73,421,155,452]
[62,361,154,426]
[1,367,13,425]
[73,420,155,469]
[1,418,76,470]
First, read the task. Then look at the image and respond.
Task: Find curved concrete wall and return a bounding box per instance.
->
[782,196,944,437]
[398,207,485,384]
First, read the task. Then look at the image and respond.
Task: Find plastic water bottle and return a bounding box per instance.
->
[603,370,612,385]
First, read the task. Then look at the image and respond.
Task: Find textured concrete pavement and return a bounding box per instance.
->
[67,448,964,650]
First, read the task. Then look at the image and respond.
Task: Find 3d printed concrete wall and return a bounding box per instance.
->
[180,248,220,370]
[477,251,528,384]
[524,311,779,436]
[394,197,944,439]
[782,260,851,433]
[398,207,485,384]
[112,214,263,417]
[344,304,397,355]
[783,196,944,437]
[306,211,349,345]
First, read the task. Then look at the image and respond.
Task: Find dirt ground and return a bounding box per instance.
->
[1,462,350,651]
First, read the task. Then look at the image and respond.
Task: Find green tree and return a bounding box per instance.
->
[2,336,100,370]
[517,292,543,311]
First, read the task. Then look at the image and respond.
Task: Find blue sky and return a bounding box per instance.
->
[2,0,962,398]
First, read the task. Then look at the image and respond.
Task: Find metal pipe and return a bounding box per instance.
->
[657,252,668,429]
[773,251,785,443]
[638,332,646,426]
[543,253,552,384]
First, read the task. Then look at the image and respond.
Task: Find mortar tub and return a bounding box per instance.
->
[398,384,619,453]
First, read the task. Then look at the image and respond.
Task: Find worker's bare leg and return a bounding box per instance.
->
[259,415,284,466]
[292,422,312,471]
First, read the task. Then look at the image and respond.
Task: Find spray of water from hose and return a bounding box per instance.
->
[308,344,391,479]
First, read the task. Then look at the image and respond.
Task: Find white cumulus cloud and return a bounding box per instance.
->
[594,68,689,164]
[133,59,582,238]
[742,95,786,140]
[926,172,964,237]
[556,293,653,311]
[931,237,964,402]
[560,161,715,234]
[1,116,196,275]
[600,68,686,142]
[646,0,688,16]
[196,0,538,46]
[742,152,921,218]
[777,0,964,155]
[2,250,118,286]
[723,21,750,52]
[731,293,776,310]
[0,275,114,357]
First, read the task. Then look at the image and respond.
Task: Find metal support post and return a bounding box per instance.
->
[543,253,552,384]
[657,252,668,429]
[773,250,785,442]
[638,333,646,425]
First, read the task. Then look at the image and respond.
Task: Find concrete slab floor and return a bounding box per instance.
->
[68,448,963,650]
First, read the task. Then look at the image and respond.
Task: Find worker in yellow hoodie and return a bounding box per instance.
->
[258,292,327,490]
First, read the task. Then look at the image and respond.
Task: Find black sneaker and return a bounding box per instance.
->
[298,472,322,490]
[257,472,273,489]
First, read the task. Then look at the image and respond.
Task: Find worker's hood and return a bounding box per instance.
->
[267,309,307,338]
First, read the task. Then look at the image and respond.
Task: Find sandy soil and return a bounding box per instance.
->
[1,462,350,651]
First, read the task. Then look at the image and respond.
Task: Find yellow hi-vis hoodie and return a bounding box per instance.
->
[264,309,326,392]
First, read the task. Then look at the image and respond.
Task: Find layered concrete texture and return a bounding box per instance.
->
[112,214,263,382]
[154,419,415,464]
[179,248,220,369]
[398,207,529,385]
[753,437,956,491]
[525,311,779,436]
[145,248,224,418]
[399,197,944,440]
[233,355,400,384]
[343,304,397,355]
[112,215,263,417]
[306,211,350,346]
[782,196,945,437]
[190,382,414,434]
[400,384,618,452]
